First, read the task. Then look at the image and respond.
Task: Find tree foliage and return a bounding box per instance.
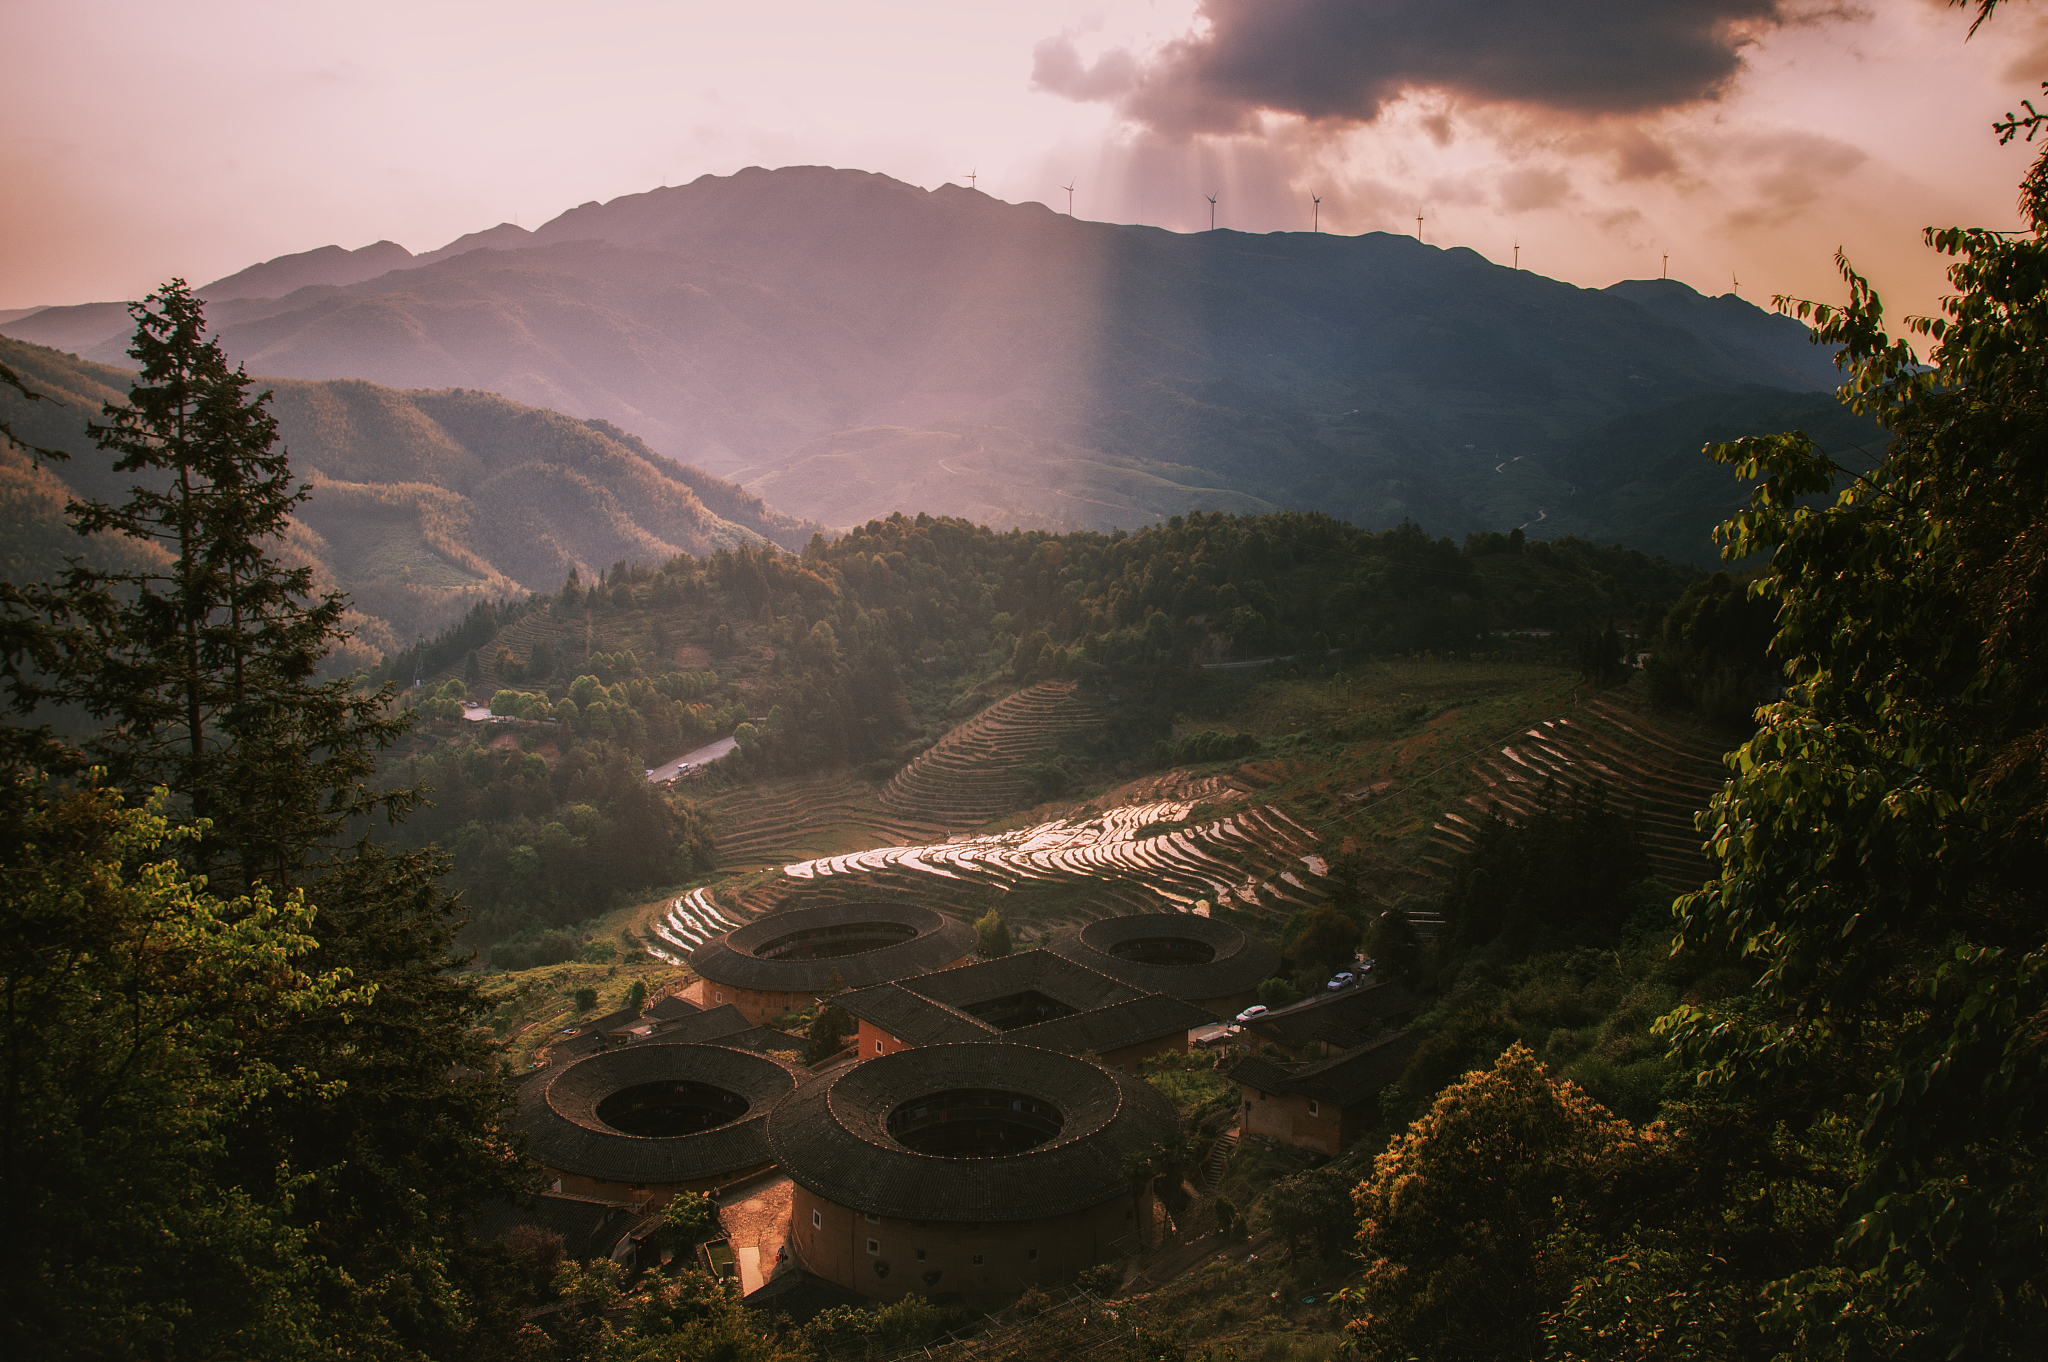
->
[1651,75,2048,1354]
[0,779,350,1358]
[1348,1045,1669,1362]
[974,906,1014,958]
[42,282,411,891]
[1,288,529,1360]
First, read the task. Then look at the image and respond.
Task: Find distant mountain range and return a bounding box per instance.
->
[0,337,824,667]
[3,166,1879,563]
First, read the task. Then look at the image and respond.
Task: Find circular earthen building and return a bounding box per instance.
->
[519,1041,801,1206]
[689,902,974,1024]
[1047,912,1281,1018]
[769,1043,1179,1306]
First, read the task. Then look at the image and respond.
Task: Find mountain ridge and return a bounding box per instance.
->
[0,336,827,666]
[1,165,1853,560]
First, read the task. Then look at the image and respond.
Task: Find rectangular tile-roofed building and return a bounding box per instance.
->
[903,950,1141,1030]
[837,982,998,1059]
[1005,994,1214,1072]
[1233,1028,1424,1155]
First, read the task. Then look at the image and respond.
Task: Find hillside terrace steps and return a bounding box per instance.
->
[469,611,576,695]
[708,773,948,870]
[774,795,1334,919]
[878,680,1104,822]
[1426,696,1740,890]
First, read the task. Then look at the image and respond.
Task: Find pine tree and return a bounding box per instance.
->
[52,280,412,891]
[8,284,530,1357]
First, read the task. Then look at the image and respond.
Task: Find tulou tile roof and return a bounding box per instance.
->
[1005,994,1215,1058]
[519,1042,802,1186]
[767,1042,1179,1223]
[835,983,999,1046]
[689,902,975,994]
[904,949,1140,1015]
[1048,913,1281,1007]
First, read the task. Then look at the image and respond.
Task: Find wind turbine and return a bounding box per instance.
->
[1416,208,1425,242]
[1513,238,1520,269]
[1206,194,1217,231]
[1662,253,1669,279]
[1062,180,1075,215]
[964,168,979,190]
[1732,269,1740,298]
[1312,194,1322,233]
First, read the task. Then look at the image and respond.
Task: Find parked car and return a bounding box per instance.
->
[1326,972,1355,991]
[1235,1004,1269,1022]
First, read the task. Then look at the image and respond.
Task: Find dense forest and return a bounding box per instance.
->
[364,506,1698,963]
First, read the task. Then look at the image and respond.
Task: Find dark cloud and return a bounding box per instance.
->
[1035,0,1787,138]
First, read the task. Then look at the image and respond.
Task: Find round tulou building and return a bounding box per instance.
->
[519,1042,802,1206]
[769,1043,1179,1306]
[688,902,974,1024]
[1047,912,1281,1018]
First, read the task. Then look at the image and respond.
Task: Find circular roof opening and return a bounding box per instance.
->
[595,1080,750,1138]
[886,1088,1066,1159]
[1107,934,1217,967]
[754,919,918,961]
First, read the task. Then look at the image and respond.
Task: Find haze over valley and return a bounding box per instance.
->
[3,165,1874,568]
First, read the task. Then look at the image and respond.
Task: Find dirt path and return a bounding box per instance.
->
[718,1174,795,1293]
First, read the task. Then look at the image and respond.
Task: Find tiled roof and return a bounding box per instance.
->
[1048,913,1281,1007]
[541,1005,653,1063]
[690,902,975,993]
[768,1042,1178,1223]
[1239,981,1421,1050]
[1228,1054,1295,1096]
[641,1004,759,1046]
[1230,1028,1423,1110]
[905,950,1139,1015]
[1287,1029,1424,1107]
[518,1042,801,1185]
[469,1191,647,1261]
[647,994,702,1022]
[1005,994,1214,1058]
[835,983,997,1045]
[743,1269,871,1326]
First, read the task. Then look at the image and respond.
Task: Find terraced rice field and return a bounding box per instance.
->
[648,794,1335,960]
[878,680,1103,822]
[648,886,747,962]
[706,772,947,872]
[1429,694,1737,888]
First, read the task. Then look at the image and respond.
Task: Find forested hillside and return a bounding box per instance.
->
[371,505,1697,965]
[0,335,824,665]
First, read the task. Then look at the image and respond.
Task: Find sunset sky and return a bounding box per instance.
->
[6,0,2046,325]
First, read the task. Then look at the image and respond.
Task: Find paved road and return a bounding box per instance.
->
[646,736,737,783]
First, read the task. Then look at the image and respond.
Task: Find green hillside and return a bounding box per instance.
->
[0,336,826,664]
[367,506,1703,965]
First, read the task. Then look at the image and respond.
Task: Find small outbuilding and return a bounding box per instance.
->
[1232,1028,1423,1156]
